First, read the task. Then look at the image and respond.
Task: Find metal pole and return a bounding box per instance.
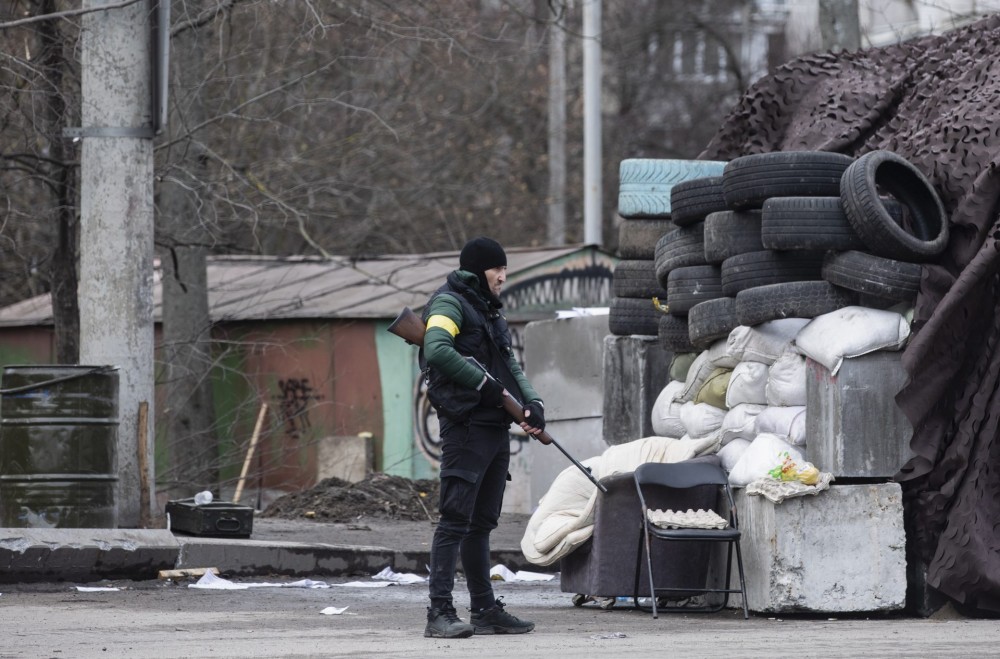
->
[547,2,567,246]
[582,0,602,247]
[78,0,156,527]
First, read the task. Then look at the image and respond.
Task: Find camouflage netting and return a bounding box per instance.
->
[701,15,1000,613]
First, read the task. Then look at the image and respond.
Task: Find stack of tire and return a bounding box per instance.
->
[654,150,948,351]
[611,158,727,337]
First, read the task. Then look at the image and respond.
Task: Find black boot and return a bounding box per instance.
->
[424,602,475,638]
[470,597,535,634]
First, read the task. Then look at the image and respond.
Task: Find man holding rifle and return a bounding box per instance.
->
[420,236,544,638]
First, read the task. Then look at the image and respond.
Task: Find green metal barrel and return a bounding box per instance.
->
[0,365,119,528]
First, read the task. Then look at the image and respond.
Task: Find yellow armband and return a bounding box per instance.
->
[426,314,460,337]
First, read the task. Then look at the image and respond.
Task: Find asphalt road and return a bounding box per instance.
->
[0,574,988,659]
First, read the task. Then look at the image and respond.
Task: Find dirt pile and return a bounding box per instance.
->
[261,473,440,523]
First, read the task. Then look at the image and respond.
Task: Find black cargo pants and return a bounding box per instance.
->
[428,420,510,611]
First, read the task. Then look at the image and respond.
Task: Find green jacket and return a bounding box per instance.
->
[422,270,540,423]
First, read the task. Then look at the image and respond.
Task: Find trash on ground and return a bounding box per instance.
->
[320,606,350,615]
[331,581,394,588]
[590,632,627,640]
[372,566,426,584]
[188,571,329,590]
[489,564,554,582]
[75,586,121,592]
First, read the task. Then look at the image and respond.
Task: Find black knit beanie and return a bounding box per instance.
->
[459,237,507,292]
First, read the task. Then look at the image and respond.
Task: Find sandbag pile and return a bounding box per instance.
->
[651,306,911,488]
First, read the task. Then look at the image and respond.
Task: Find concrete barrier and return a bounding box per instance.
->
[732,483,907,613]
[602,335,671,445]
[806,352,914,479]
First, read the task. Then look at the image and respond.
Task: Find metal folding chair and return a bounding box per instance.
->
[632,460,749,619]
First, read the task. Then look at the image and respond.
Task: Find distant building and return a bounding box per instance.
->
[0,246,616,497]
[783,0,1000,54]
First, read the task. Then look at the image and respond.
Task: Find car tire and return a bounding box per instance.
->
[613,259,669,299]
[666,265,724,316]
[822,250,921,303]
[722,151,854,210]
[704,210,764,263]
[609,296,660,336]
[669,176,728,227]
[720,249,825,297]
[654,223,707,288]
[735,280,859,326]
[688,297,738,348]
[617,219,675,259]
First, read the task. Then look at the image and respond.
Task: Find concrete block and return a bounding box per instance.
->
[524,314,609,420]
[602,335,671,445]
[0,528,178,583]
[317,433,374,483]
[521,315,609,511]
[525,417,605,510]
[733,483,906,613]
[806,352,914,479]
[503,442,532,514]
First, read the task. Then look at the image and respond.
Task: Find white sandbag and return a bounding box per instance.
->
[725,361,769,407]
[794,306,910,376]
[765,349,807,406]
[726,318,811,365]
[718,437,751,472]
[706,337,740,369]
[720,403,766,445]
[651,380,686,438]
[679,400,726,439]
[677,350,713,403]
[728,433,804,488]
[755,406,807,446]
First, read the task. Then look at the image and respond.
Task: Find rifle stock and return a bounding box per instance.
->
[387,306,606,493]
[386,306,427,346]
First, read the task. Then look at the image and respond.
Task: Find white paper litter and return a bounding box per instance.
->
[75,586,121,592]
[188,571,330,590]
[555,307,609,318]
[647,508,729,529]
[372,566,426,584]
[320,606,350,615]
[489,564,554,582]
[332,581,394,588]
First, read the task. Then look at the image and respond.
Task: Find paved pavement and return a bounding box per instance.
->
[5,510,999,659]
[0,512,540,584]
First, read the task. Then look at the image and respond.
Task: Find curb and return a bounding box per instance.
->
[0,528,551,583]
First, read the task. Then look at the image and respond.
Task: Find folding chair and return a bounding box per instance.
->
[632,460,749,619]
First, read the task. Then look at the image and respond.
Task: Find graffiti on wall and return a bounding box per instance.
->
[276,378,324,439]
[413,262,613,464]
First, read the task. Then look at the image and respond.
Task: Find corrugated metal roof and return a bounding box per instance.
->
[0,245,607,327]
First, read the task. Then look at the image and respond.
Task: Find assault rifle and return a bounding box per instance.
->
[388,307,607,494]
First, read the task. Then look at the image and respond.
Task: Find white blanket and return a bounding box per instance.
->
[519,435,720,566]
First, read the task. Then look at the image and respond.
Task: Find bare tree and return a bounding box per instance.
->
[157,0,219,499]
[1,0,786,498]
[0,0,80,362]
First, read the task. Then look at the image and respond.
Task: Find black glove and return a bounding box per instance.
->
[479,375,505,409]
[522,399,545,432]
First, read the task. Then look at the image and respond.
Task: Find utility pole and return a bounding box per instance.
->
[76,0,156,527]
[547,2,568,246]
[582,0,602,247]
[819,0,861,51]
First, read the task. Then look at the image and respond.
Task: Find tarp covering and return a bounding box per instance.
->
[700,15,1000,613]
